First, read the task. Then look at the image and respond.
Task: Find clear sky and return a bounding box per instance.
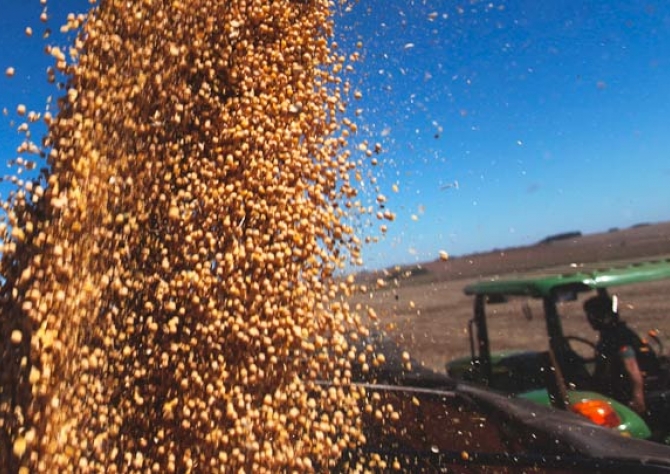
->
[2,1,669,270]
[335,1,670,269]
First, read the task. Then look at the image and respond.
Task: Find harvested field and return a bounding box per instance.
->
[351,221,670,372]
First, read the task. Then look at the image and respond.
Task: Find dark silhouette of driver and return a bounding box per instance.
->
[584,294,649,414]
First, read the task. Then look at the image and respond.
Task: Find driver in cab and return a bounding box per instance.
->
[584,294,650,415]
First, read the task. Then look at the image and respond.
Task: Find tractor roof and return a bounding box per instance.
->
[464,259,670,298]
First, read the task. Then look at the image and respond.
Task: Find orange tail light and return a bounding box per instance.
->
[570,400,621,428]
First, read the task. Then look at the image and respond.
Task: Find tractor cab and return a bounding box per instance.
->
[447,258,670,442]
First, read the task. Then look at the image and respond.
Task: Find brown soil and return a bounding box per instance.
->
[351,221,670,372]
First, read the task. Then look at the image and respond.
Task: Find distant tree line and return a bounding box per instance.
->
[538,231,582,245]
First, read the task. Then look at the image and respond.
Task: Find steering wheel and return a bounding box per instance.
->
[564,335,597,363]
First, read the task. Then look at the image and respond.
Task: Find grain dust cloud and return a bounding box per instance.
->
[0,1,388,472]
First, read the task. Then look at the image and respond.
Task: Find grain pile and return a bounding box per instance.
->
[0,0,379,472]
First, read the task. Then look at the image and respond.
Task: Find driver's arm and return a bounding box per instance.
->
[620,345,646,414]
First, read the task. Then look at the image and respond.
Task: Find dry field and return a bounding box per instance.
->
[351,221,670,372]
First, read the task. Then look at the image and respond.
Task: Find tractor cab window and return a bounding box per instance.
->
[556,295,600,361]
[557,280,670,363]
[485,296,547,355]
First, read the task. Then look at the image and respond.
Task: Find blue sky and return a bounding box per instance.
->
[0,1,88,197]
[1,1,669,270]
[336,1,670,268]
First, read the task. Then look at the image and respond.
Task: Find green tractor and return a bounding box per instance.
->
[447,259,670,443]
